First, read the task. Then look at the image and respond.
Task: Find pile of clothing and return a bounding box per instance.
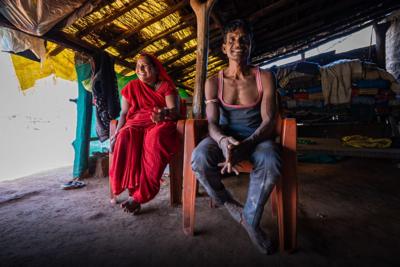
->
[274,59,400,120]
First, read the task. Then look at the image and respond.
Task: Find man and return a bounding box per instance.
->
[191,19,281,254]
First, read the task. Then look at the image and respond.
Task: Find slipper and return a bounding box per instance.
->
[61,180,86,190]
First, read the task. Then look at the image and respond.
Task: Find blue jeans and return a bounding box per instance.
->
[191,137,281,228]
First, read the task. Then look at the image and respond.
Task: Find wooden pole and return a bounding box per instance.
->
[190,0,217,119]
[373,22,390,68]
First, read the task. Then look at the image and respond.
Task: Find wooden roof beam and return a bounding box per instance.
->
[50,0,109,32]
[48,45,65,57]
[248,0,293,23]
[121,16,195,59]
[101,0,189,50]
[163,46,197,66]
[154,33,196,57]
[254,0,366,46]
[253,1,400,63]
[76,0,144,38]
[170,56,221,78]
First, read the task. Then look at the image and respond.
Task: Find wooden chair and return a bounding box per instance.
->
[109,119,186,206]
[182,116,297,253]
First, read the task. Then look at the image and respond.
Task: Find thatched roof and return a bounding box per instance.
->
[1,0,400,90]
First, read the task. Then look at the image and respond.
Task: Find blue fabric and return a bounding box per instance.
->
[192,137,281,228]
[354,79,390,89]
[306,86,322,94]
[219,103,262,141]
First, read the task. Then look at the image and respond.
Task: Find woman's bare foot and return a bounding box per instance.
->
[121,198,141,215]
[110,197,117,205]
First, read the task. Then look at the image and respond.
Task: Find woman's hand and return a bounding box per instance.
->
[110,133,119,153]
[151,107,169,123]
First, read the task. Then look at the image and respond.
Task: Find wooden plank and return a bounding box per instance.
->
[298,137,400,159]
[101,0,189,50]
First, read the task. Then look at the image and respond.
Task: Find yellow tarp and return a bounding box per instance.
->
[11,42,77,91]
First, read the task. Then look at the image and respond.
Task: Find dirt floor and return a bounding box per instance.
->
[0,157,399,267]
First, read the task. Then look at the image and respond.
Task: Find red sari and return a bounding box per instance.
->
[109,79,178,203]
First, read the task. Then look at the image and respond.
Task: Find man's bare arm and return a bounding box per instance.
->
[205,76,239,167]
[205,76,225,143]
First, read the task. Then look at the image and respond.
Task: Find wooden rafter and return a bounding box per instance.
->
[252,0,400,63]
[101,0,189,50]
[48,45,65,57]
[255,0,364,44]
[252,0,319,33]
[171,56,221,78]
[257,0,392,51]
[76,0,143,38]
[154,33,196,57]
[50,0,107,32]
[163,46,197,67]
[248,0,292,23]
[121,16,195,59]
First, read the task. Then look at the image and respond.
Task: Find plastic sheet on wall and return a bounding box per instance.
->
[11,42,77,91]
[386,17,400,83]
[0,0,86,36]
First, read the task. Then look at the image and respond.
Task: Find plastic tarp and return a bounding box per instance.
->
[386,16,400,83]
[0,0,86,36]
[72,62,92,178]
[10,42,77,91]
[0,27,45,59]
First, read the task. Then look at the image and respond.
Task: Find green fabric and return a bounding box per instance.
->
[178,87,190,98]
[72,63,93,178]
[116,73,137,94]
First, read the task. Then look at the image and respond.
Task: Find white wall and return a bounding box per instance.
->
[0,52,77,181]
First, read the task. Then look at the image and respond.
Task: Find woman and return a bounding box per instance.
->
[109,52,179,214]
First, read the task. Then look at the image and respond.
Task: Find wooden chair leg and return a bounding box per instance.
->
[182,120,198,236]
[169,119,186,206]
[169,155,183,206]
[183,169,197,235]
[276,118,297,253]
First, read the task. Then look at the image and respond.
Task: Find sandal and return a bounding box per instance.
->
[61,180,86,190]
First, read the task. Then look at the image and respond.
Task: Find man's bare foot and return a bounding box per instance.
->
[241,222,275,254]
[224,201,275,254]
[121,198,141,215]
